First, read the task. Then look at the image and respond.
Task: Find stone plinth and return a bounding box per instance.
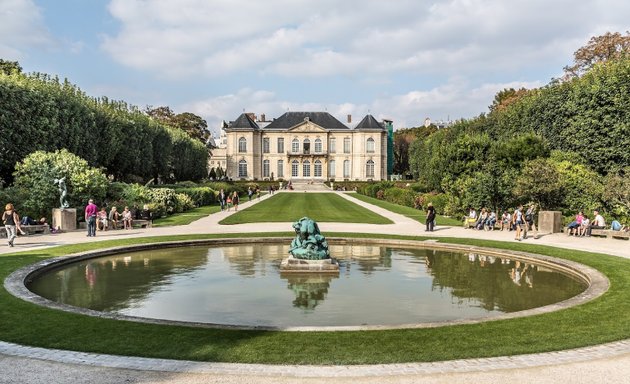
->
[538,211,562,234]
[52,208,77,231]
[280,256,339,273]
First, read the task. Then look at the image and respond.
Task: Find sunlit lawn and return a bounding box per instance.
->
[348,193,462,226]
[152,205,221,227]
[219,192,393,225]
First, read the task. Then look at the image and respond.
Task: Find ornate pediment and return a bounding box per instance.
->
[287,120,328,133]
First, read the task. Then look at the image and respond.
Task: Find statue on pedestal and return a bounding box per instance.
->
[289,217,330,260]
[53,177,70,209]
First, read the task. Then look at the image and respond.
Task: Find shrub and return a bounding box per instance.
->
[383,187,415,207]
[176,187,215,206]
[12,149,108,219]
[149,188,180,214]
[421,192,450,215]
[174,193,195,213]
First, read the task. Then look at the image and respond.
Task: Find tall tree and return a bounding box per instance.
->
[0,59,22,75]
[563,31,630,78]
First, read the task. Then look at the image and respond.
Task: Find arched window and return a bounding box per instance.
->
[303,138,310,154]
[292,138,300,153]
[343,160,350,178]
[238,160,247,178]
[314,160,322,177]
[366,137,375,153]
[314,138,322,153]
[303,160,311,177]
[366,160,375,178]
[291,160,299,177]
[263,159,270,178]
[238,137,247,153]
[329,160,336,177]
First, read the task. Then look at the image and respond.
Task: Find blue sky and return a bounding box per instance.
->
[1,0,628,135]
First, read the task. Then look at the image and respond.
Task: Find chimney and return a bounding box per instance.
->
[347,114,352,123]
[260,113,266,122]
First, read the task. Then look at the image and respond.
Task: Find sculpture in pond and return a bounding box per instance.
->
[289,217,330,260]
[53,176,70,209]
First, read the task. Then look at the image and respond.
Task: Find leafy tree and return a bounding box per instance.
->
[489,88,530,113]
[602,167,630,221]
[0,59,22,75]
[563,31,630,78]
[513,158,564,210]
[146,106,210,144]
[12,149,108,218]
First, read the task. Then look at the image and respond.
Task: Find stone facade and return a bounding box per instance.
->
[214,112,388,181]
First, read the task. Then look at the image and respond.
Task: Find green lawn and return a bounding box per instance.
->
[348,193,462,226]
[219,193,393,225]
[152,205,221,227]
[1,233,629,365]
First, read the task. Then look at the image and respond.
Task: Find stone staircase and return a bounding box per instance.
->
[288,181,330,191]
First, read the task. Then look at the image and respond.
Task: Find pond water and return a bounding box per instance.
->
[28,244,586,327]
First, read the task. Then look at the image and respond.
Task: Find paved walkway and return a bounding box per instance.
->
[2,190,630,383]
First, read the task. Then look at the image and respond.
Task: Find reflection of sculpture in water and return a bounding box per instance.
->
[282,274,336,310]
[53,176,70,209]
[289,217,330,260]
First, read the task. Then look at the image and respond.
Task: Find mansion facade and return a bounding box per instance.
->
[210,112,390,182]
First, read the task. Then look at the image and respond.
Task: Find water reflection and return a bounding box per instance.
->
[28,244,586,327]
[281,274,337,310]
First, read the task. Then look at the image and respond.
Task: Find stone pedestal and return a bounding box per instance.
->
[538,211,562,234]
[280,256,339,273]
[52,208,77,231]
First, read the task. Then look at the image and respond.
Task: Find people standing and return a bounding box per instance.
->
[85,199,98,237]
[247,187,253,201]
[232,191,240,211]
[525,204,537,239]
[3,203,21,247]
[425,202,436,232]
[513,205,525,241]
[218,189,227,212]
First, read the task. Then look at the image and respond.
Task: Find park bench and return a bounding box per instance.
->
[590,228,630,240]
[0,224,50,238]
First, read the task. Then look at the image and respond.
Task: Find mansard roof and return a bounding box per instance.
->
[265,112,349,130]
[228,113,260,130]
[354,114,385,130]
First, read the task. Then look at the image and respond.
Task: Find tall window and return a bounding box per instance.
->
[343,137,351,153]
[366,137,375,153]
[314,160,322,177]
[238,137,247,153]
[366,160,375,178]
[329,160,336,177]
[277,160,284,177]
[292,138,299,153]
[303,160,311,177]
[262,138,270,153]
[314,138,322,153]
[238,160,247,177]
[303,138,310,154]
[277,138,284,153]
[343,160,350,178]
[291,160,299,177]
[329,137,336,153]
[263,159,270,178]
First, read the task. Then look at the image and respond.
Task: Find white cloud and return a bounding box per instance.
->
[0,0,51,59]
[101,0,630,79]
[182,78,544,134]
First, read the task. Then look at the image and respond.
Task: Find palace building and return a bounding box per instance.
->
[210,112,391,182]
